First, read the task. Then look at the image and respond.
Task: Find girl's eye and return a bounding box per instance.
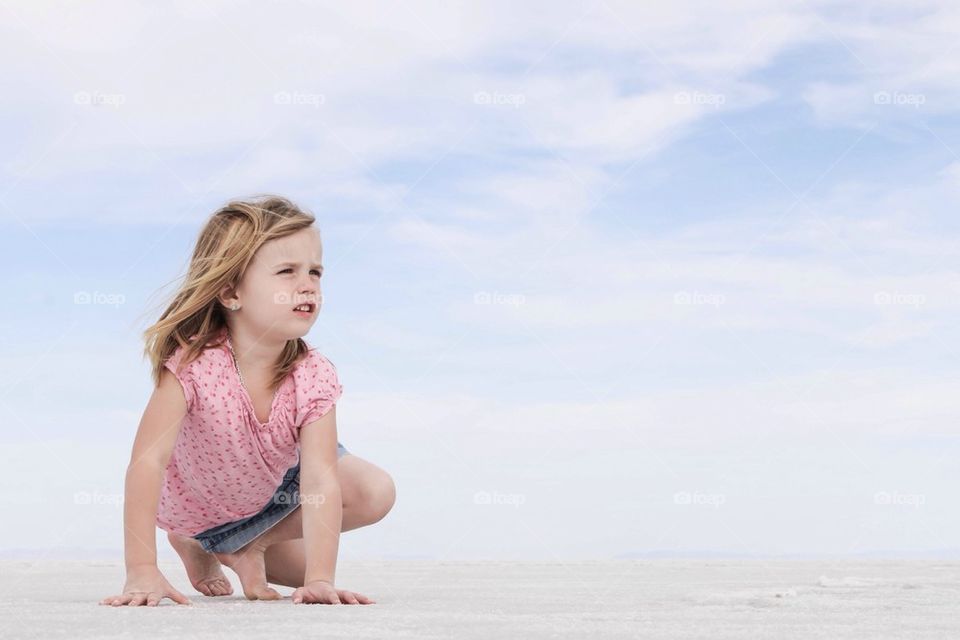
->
[277,268,322,277]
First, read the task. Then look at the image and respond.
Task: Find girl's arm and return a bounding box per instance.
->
[297,405,343,586]
[293,406,376,605]
[124,368,188,568]
[100,369,191,606]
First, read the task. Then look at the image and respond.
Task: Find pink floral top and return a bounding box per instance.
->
[155,328,343,536]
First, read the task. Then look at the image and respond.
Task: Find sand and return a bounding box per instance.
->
[2,559,958,638]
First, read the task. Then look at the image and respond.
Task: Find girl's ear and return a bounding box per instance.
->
[217,284,240,310]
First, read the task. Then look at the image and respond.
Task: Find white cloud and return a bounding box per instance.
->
[378,157,960,349]
[0,0,820,223]
[800,1,960,126]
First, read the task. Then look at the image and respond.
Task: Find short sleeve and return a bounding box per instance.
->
[297,351,343,427]
[163,346,196,412]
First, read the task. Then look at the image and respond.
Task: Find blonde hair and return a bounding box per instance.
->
[143,194,319,391]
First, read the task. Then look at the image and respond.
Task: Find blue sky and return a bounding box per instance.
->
[1,0,959,560]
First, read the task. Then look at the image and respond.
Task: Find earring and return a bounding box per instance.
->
[230,303,240,311]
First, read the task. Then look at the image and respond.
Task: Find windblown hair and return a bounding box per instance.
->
[143,195,318,391]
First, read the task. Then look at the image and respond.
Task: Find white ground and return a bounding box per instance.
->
[2,559,958,638]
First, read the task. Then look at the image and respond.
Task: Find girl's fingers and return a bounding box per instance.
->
[107,593,139,606]
[345,590,374,604]
[102,580,193,607]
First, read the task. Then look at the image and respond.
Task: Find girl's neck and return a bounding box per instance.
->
[225,323,286,375]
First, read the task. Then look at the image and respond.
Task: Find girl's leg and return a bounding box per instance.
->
[264,454,396,588]
[167,532,234,596]
[212,504,306,600]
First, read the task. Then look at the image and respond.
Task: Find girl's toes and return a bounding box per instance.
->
[196,578,231,597]
[261,587,282,600]
[249,585,281,601]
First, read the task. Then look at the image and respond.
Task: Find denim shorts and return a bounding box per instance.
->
[192,442,350,553]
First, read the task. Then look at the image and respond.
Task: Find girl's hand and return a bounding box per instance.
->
[100,565,192,607]
[292,580,376,605]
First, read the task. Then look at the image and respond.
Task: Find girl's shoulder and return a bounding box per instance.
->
[292,346,338,375]
[162,332,231,410]
[290,347,341,396]
[163,331,230,374]
[291,347,343,426]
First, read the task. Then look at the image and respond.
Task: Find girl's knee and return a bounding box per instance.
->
[365,472,396,521]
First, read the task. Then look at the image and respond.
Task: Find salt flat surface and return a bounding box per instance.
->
[2,559,959,639]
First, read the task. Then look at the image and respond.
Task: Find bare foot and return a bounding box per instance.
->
[213,538,282,601]
[167,532,234,597]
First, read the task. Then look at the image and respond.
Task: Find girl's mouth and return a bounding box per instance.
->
[293,302,315,316]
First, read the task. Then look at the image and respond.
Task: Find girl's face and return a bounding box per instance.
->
[224,226,324,341]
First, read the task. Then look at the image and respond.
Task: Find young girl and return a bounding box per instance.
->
[100,195,395,606]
